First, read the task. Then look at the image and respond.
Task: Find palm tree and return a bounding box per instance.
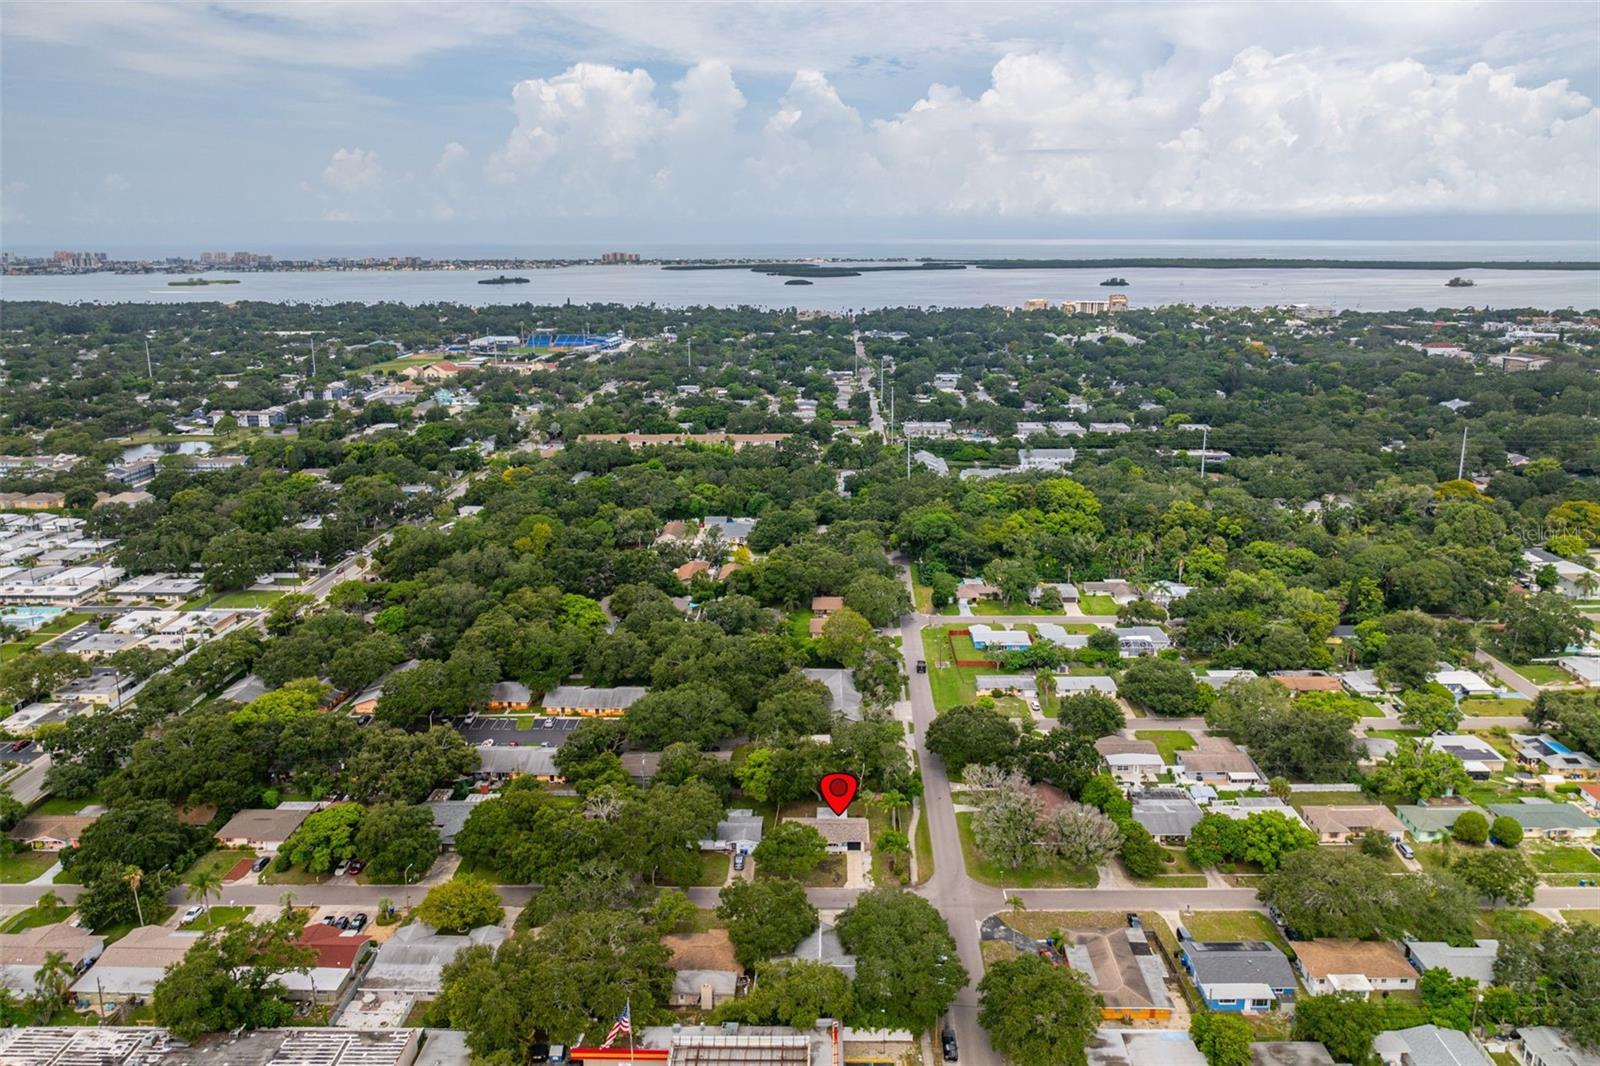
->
[876,830,911,879]
[881,789,908,831]
[122,866,145,928]
[35,889,62,916]
[187,868,224,927]
[1268,777,1292,803]
[32,950,73,1014]
[1007,895,1026,918]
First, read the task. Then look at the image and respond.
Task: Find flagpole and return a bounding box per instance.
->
[628,996,634,1062]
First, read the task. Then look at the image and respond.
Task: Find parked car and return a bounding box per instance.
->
[321,915,339,926]
[541,718,555,729]
[336,916,351,930]
[733,851,746,872]
[334,859,352,876]
[181,905,206,925]
[346,860,365,876]
[916,660,927,674]
[941,1026,959,1062]
[1590,845,1600,860]
[479,739,495,748]
[350,913,369,931]
[1126,912,1142,928]
[356,714,373,726]
[251,855,271,873]
[1396,842,1415,860]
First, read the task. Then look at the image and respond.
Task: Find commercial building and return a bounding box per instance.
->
[540,685,648,716]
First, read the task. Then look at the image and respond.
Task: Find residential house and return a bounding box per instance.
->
[701,809,764,853]
[215,805,315,851]
[968,624,1032,651]
[7,813,97,852]
[1373,1025,1491,1066]
[1404,940,1499,984]
[280,924,372,1002]
[1148,581,1193,608]
[800,667,863,721]
[1557,657,1600,689]
[1131,789,1204,843]
[1179,940,1297,1013]
[1064,926,1174,1021]
[1396,798,1489,842]
[1425,734,1507,778]
[955,580,1002,602]
[360,923,507,995]
[902,420,954,439]
[812,596,845,616]
[1096,737,1165,784]
[1510,1026,1600,1066]
[662,930,742,1010]
[1208,797,1309,829]
[1084,580,1139,605]
[1523,548,1600,600]
[1337,670,1384,699]
[71,926,201,1011]
[1176,740,1263,787]
[0,924,104,997]
[1201,669,1260,690]
[1054,673,1119,696]
[1112,626,1170,656]
[1300,805,1405,844]
[1485,801,1600,841]
[976,674,1037,698]
[1293,939,1418,995]
[1032,582,1080,605]
[423,798,490,848]
[674,559,711,582]
[348,659,420,716]
[1270,671,1343,695]
[540,685,648,716]
[1431,669,1497,699]
[778,922,856,978]
[1577,783,1600,818]
[787,810,871,853]
[1512,734,1600,779]
[1087,1030,1205,1066]
[1036,622,1088,649]
[701,516,757,544]
[1248,1044,1337,1066]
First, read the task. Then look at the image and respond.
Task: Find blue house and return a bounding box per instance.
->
[1179,940,1297,1013]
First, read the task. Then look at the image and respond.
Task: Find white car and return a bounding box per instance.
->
[181,905,207,924]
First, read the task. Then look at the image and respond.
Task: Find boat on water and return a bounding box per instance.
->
[1446,276,1476,288]
[784,279,814,286]
[1099,277,1129,287]
[478,275,530,285]
[167,277,240,287]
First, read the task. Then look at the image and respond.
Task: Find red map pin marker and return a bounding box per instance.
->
[820,772,859,816]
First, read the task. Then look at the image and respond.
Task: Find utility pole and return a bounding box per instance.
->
[309,334,317,378]
[687,338,693,370]
[1457,423,1468,480]
[1199,425,1209,478]
[144,339,154,384]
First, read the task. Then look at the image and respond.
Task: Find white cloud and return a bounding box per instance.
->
[471,49,1598,220]
[321,147,384,194]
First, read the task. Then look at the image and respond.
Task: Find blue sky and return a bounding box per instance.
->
[3,1,1598,252]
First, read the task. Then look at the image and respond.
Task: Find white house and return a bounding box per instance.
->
[1095,737,1165,784]
[969,624,1032,651]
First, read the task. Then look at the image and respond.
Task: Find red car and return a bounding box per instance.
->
[345,860,365,876]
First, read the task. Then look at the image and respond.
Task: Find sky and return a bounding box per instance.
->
[2,0,1598,253]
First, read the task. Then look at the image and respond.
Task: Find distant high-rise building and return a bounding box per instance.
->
[601,251,641,264]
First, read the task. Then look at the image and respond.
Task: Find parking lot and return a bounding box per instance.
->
[455,715,582,748]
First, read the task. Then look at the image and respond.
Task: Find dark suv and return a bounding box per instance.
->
[941,1026,958,1062]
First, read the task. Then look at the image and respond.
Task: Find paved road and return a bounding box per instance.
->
[1474,648,1542,700]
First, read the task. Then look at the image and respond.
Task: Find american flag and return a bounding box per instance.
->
[599,1002,631,1048]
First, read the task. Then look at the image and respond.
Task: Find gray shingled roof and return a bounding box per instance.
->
[1182,940,1296,990]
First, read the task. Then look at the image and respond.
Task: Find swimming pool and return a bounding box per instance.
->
[0,606,67,633]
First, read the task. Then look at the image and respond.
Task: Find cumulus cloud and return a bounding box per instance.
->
[473,48,1598,220]
[321,147,384,194]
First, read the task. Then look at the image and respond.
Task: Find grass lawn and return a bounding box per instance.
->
[182,848,254,885]
[1367,728,1422,740]
[1511,662,1572,686]
[1560,909,1600,926]
[1127,846,1207,888]
[1528,845,1600,874]
[963,600,1053,616]
[1287,788,1382,807]
[669,851,730,888]
[1461,697,1533,714]
[913,801,933,886]
[1001,909,1165,940]
[800,854,847,888]
[955,811,1097,888]
[1475,910,1552,938]
[26,793,101,817]
[0,901,72,932]
[1076,593,1118,615]
[1179,910,1295,955]
[1,850,58,883]
[981,940,1022,967]
[1134,729,1195,764]
[911,580,933,614]
[184,905,253,929]
[206,589,288,609]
